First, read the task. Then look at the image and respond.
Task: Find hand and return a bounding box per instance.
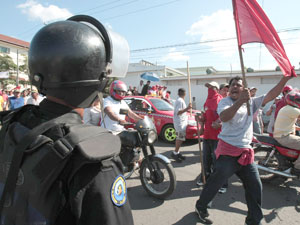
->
[211,121,221,129]
[187,103,192,110]
[118,119,127,125]
[238,88,250,104]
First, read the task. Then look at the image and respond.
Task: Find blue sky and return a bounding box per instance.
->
[2,0,300,72]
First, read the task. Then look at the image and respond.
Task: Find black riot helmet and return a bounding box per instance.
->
[29,15,129,108]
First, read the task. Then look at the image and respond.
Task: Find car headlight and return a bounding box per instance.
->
[188,120,197,126]
[147,130,157,144]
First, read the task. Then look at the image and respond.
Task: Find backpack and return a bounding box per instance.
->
[0,105,122,224]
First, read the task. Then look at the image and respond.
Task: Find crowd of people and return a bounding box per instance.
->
[0,14,299,225]
[0,84,44,111]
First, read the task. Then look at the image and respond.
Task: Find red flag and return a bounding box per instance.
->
[233,0,297,77]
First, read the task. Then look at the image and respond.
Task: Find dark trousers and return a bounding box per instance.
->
[196,155,263,225]
[202,139,228,188]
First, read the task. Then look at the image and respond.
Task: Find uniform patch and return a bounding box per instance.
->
[111,175,127,206]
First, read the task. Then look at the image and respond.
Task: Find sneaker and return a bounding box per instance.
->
[171,152,182,163]
[195,206,213,224]
[177,152,186,160]
[218,187,227,194]
[196,178,204,186]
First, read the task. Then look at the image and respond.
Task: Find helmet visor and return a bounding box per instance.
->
[108,29,130,78]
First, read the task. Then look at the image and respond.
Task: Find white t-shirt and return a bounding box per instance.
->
[83,106,101,126]
[26,95,44,105]
[217,95,265,148]
[173,97,188,131]
[101,96,129,133]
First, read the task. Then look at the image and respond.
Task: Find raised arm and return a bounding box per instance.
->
[262,76,292,106]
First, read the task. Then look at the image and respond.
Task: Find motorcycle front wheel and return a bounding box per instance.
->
[139,156,176,199]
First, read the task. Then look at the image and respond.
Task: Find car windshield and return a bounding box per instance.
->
[149,98,174,111]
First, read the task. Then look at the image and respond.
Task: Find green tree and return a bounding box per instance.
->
[0,55,17,71]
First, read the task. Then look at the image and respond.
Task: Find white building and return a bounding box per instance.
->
[0,33,30,82]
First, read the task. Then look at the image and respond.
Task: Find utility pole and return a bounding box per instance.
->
[16,49,19,86]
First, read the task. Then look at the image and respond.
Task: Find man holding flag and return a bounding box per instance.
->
[195,0,296,224]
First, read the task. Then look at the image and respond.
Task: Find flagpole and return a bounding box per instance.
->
[186,61,192,115]
[233,0,250,115]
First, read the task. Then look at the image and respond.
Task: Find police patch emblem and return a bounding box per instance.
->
[111,175,127,206]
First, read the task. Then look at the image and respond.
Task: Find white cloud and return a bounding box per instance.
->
[17,0,73,23]
[186,9,237,58]
[161,48,190,62]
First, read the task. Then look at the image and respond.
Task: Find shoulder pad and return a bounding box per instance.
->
[65,124,121,161]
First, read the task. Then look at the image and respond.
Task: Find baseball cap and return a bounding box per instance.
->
[250,87,257,91]
[31,86,39,93]
[13,86,22,92]
[220,83,229,90]
[205,81,219,90]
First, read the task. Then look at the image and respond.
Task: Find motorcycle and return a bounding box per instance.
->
[118,115,176,199]
[253,133,300,182]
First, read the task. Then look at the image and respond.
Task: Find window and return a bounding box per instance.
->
[0,46,10,54]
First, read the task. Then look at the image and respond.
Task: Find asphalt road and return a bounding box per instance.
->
[127,139,300,225]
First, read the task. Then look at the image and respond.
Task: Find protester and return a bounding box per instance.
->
[101,80,142,134]
[26,86,44,105]
[133,86,138,95]
[0,15,134,224]
[219,83,229,98]
[195,75,291,225]
[171,88,192,162]
[265,97,280,136]
[141,80,151,96]
[83,96,101,126]
[0,93,4,111]
[192,96,197,110]
[7,86,24,110]
[196,81,228,193]
[137,80,144,95]
[273,90,300,175]
[21,88,30,104]
[274,85,293,120]
[250,87,264,134]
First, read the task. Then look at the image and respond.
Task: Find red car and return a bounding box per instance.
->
[124,96,201,143]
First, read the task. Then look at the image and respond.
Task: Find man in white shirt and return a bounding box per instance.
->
[137,80,144,95]
[172,88,192,162]
[101,80,142,135]
[26,86,44,106]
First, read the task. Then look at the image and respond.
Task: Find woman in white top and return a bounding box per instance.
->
[83,97,101,126]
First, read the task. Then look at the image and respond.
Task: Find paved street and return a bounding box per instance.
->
[127,139,300,225]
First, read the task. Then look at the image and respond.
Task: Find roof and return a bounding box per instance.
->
[0,34,30,49]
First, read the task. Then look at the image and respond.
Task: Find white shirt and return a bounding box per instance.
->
[26,95,44,105]
[173,97,188,131]
[101,96,129,134]
[83,106,101,126]
[137,84,143,94]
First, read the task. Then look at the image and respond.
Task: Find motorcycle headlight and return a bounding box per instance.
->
[188,120,197,126]
[147,130,157,144]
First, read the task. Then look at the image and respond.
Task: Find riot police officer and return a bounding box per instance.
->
[0,15,133,225]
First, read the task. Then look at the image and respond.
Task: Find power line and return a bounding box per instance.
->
[130,27,300,53]
[102,0,183,20]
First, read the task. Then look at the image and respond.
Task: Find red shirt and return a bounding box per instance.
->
[274,98,286,120]
[203,89,222,140]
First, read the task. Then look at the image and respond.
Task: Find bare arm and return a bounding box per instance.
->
[265,105,274,116]
[128,108,143,122]
[177,103,192,116]
[219,89,250,122]
[262,76,292,106]
[104,106,121,122]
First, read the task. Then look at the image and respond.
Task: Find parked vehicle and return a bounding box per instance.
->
[124,96,201,143]
[253,133,300,182]
[119,116,176,199]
